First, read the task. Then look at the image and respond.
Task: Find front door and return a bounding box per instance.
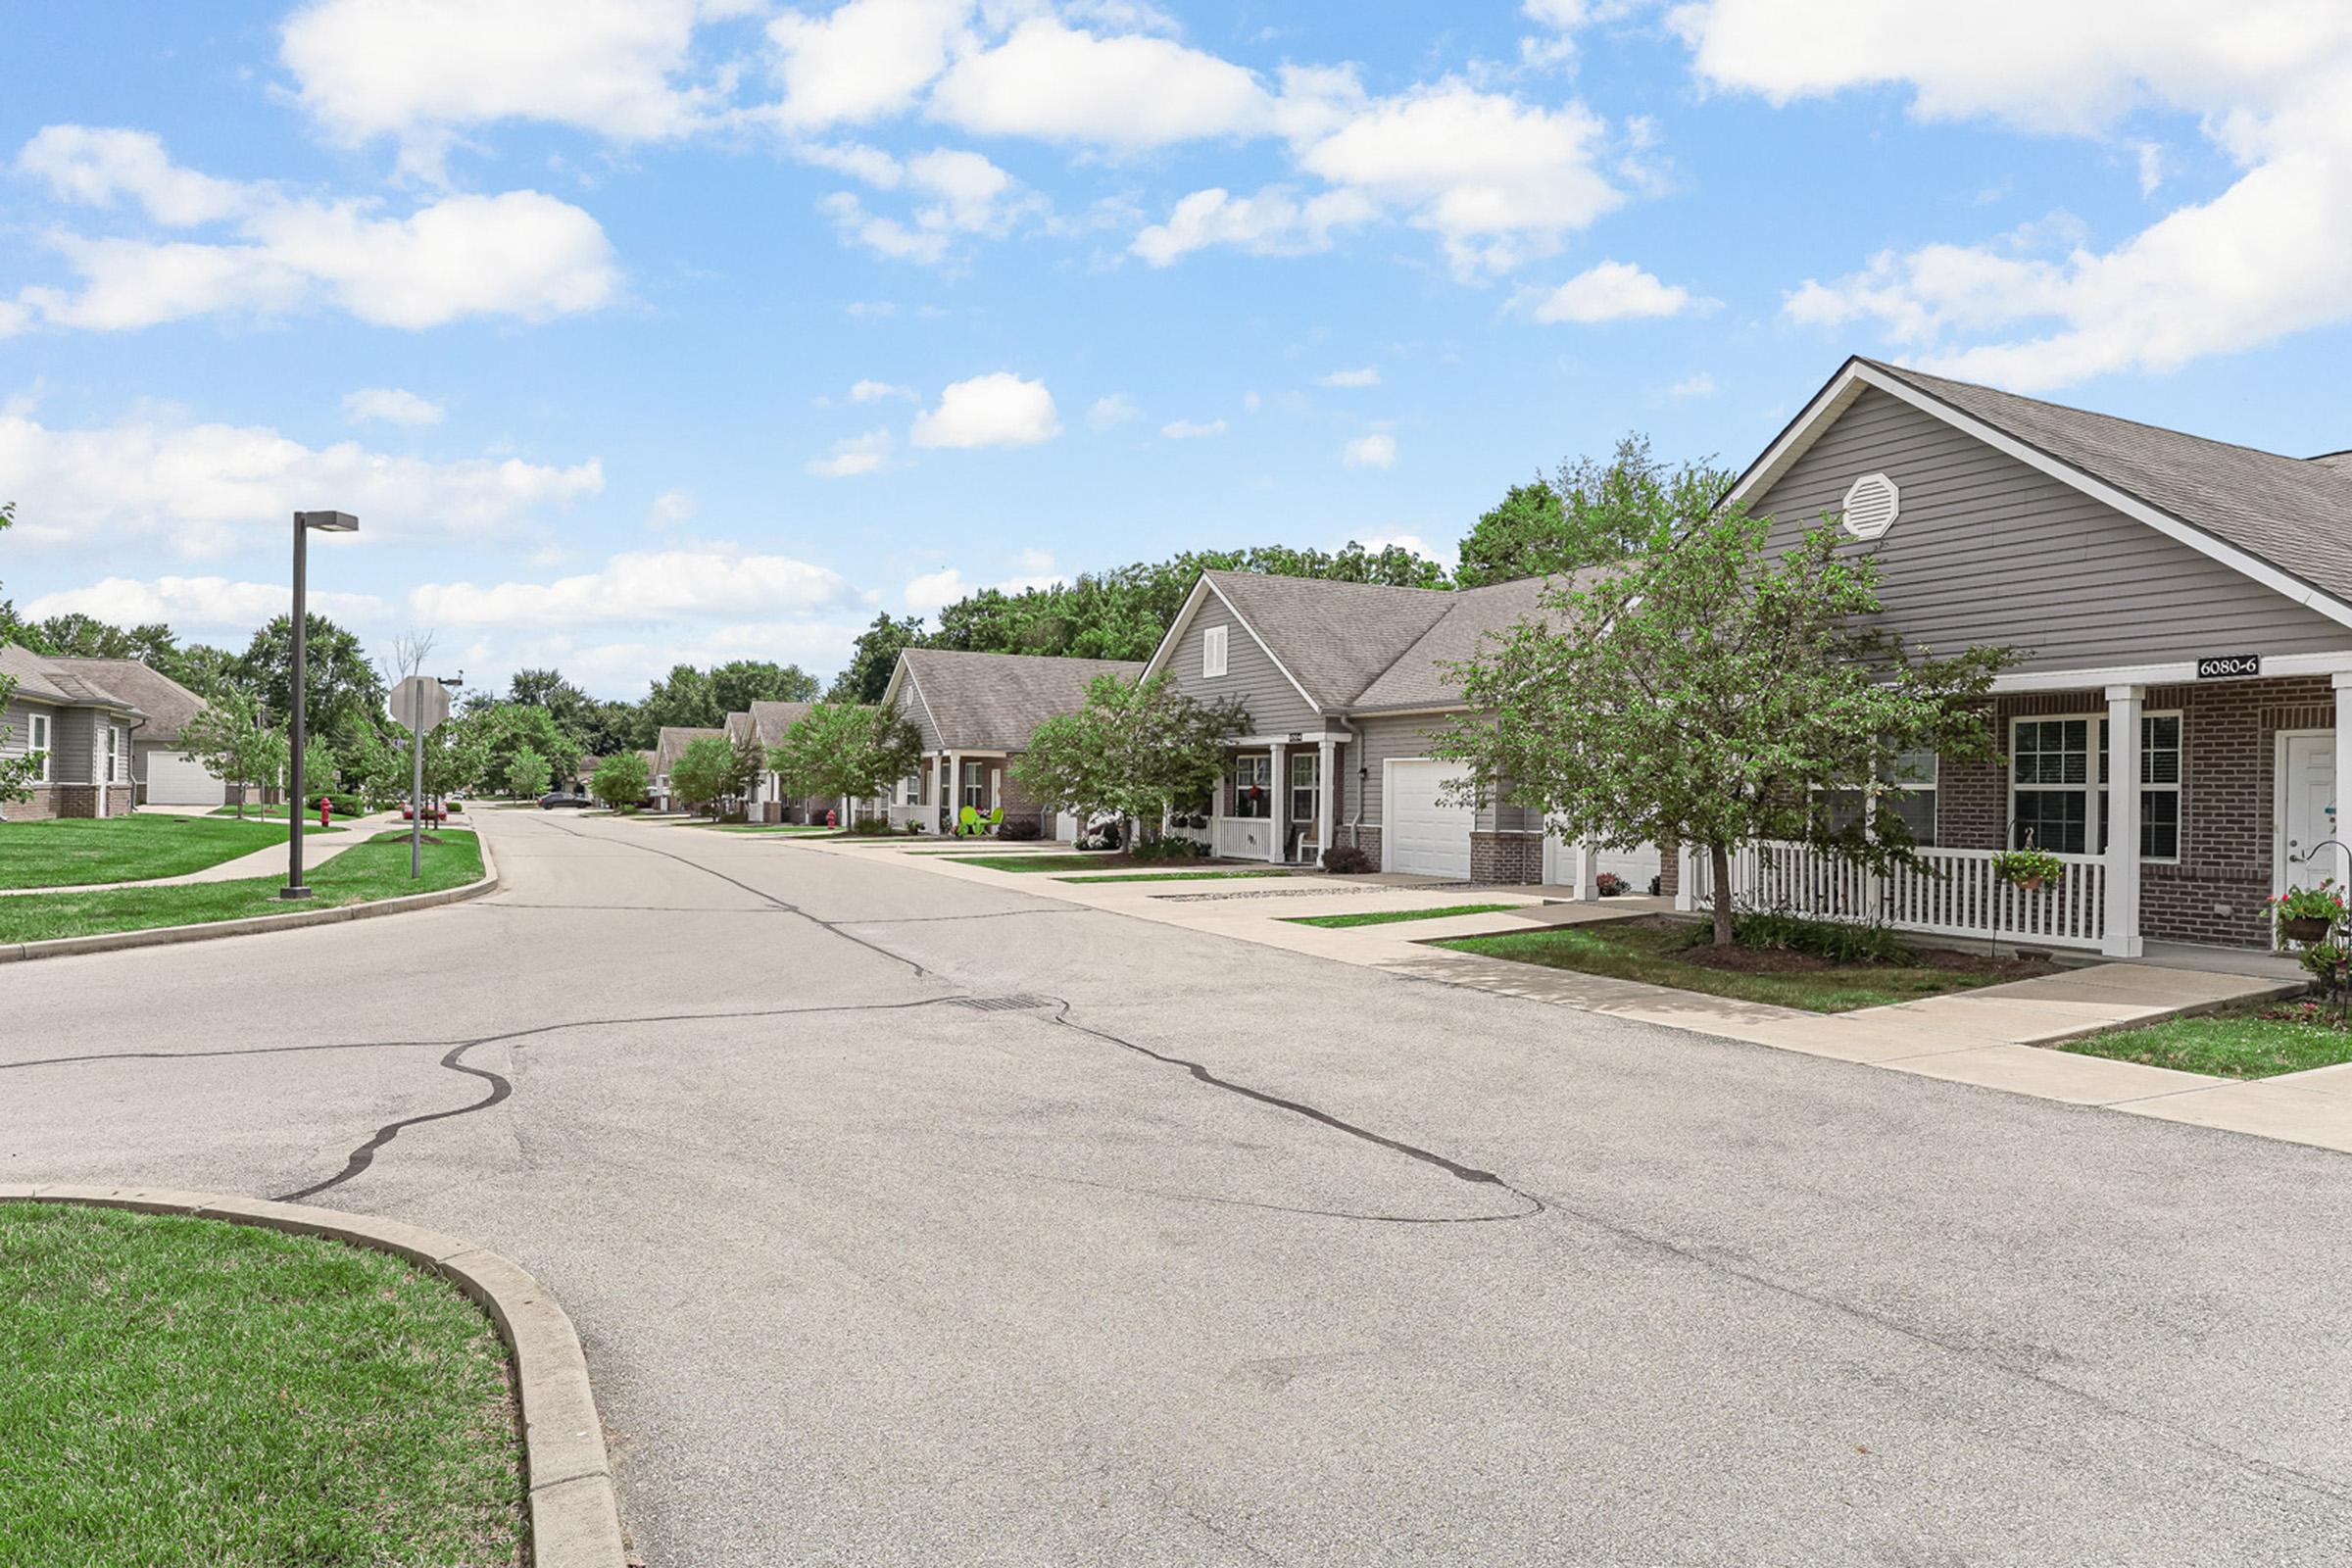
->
[2278,732,2337,891]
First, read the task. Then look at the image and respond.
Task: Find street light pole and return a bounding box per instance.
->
[283,510,358,901]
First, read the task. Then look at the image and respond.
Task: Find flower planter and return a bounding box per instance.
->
[2007,876,2044,894]
[2282,915,2334,945]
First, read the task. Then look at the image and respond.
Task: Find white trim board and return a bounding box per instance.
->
[1989,650,2352,693]
[1728,358,2352,633]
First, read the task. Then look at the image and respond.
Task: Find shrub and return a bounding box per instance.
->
[1319,844,1374,874]
[1729,909,1912,964]
[849,816,897,835]
[997,817,1042,842]
[1594,871,1628,897]
[1082,822,1124,852]
[1131,835,1206,862]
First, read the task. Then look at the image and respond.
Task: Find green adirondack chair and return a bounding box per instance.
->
[956,806,1004,837]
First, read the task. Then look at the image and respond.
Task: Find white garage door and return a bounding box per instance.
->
[143,750,220,806]
[1386,760,1473,877]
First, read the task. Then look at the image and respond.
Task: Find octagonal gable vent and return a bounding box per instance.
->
[1840,472,1900,540]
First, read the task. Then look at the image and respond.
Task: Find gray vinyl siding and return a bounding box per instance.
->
[1755,387,2352,670]
[50,706,95,783]
[1166,600,1320,736]
[895,678,944,753]
[2,697,48,767]
[1346,712,1527,835]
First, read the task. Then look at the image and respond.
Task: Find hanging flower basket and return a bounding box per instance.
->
[2283,915,2335,944]
[1991,849,2063,892]
[2271,881,2346,946]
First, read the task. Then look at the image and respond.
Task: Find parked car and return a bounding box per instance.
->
[400,801,446,822]
[538,792,593,809]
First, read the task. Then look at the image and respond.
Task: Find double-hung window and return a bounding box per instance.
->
[1809,747,1938,846]
[1290,752,1318,823]
[1232,755,1271,818]
[105,724,120,783]
[2010,713,2180,859]
[25,712,51,782]
[960,760,989,809]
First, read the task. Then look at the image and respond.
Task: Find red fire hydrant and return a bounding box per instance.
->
[319,796,332,829]
[826,808,839,827]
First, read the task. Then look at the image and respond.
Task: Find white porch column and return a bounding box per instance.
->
[1673,841,1695,912]
[2333,674,2352,865]
[1267,741,1288,863]
[1316,736,1336,860]
[1575,838,1600,902]
[944,750,961,831]
[2102,684,2144,958]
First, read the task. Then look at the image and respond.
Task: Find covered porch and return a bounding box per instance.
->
[896,749,1014,834]
[1206,732,1345,864]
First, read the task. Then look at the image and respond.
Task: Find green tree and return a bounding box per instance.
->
[1012,673,1249,848]
[592,751,651,811]
[177,688,285,818]
[829,612,925,703]
[726,724,765,810]
[235,613,387,739]
[767,704,921,812]
[505,747,553,801]
[669,734,738,816]
[454,703,582,796]
[642,663,721,731]
[709,659,819,712]
[1456,437,1695,587]
[1435,499,2015,946]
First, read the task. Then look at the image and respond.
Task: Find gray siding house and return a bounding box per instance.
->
[1,644,146,819]
[1140,570,1657,891]
[880,649,1146,836]
[1687,356,2352,955]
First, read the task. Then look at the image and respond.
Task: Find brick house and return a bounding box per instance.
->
[1674,356,2352,956]
[1,643,144,820]
[880,649,1146,837]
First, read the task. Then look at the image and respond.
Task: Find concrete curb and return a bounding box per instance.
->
[0,1184,624,1568]
[0,826,501,966]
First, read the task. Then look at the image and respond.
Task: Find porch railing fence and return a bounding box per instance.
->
[1688,841,2107,950]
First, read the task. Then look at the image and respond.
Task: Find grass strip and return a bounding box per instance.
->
[2059,1002,2348,1078]
[0,1202,523,1566]
[1286,902,1523,929]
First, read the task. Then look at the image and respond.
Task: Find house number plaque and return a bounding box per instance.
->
[2195,654,2261,679]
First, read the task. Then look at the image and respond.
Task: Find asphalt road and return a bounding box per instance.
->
[7,809,2351,1566]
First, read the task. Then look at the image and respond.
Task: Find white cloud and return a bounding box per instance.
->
[24,575,390,634]
[1656,371,1719,401]
[819,145,1034,264]
[764,0,975,132]
[929,18,1273,149]
[1160,416,1227,439]
[1355,530,1439,561]
[904,566,966,611]
[6,128,620,333]
[903,549,1063,612]
[850,378,915,402]
[647,490,697,528]
[1670,0,2352,386]
[1131,184,1377,267]
[341,386,444,426]
[279,0,726,173]
[0,406,603,560]
[1086,393,1141,429]
[411,548,861,627]
[1316,367,1381,388]
[807,428,894,476]
[1342,433,1397,469]
[1521,260,1701,322]
[909,372,1060,448]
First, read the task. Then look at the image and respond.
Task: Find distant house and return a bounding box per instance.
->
[742,700,890,825]
[47,656,229,807]
[1,644,148,818]
[650,725,722,811]
[880,649,1147,837]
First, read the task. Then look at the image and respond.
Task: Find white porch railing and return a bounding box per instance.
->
[1689,841,2107,950]
[888,803,932,832]
[1217,816,1275,860]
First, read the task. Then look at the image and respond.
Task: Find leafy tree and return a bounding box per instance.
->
[0,502,42,811]
[1435,501,2014,946]
[177,688,285,818]
[709,659,819,713]
[726,724,765,808]
[1013,673,1249,848]
[669,734,738,816]
[235,613,387,740]
[642,663,721,731]
[767,704,921,812]
[297,732,340,803]
[453,703,582,796]
[829,612,925,703]
[1456,436,1696,587]
[336,714,406,809]
[505,747,553,801]
[592,751,652,811]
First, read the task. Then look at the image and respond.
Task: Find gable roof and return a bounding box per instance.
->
[1729,357,2352,626]
[889,648,1145,751]
[1348,571,1602,711]
[654,724,722,775]
[1196,570,1456,712]
[0,644,149,717]
[45,658,205,743]
[748,700,814,749]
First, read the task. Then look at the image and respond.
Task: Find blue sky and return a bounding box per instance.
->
[6,1,2350,697]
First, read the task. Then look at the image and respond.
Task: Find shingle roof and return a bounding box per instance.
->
[46,657,204,743]
[723,710,756,749]
[896,648,1146,751]
[0,644,149,717]
[1200,570,1455,711]
[748,700,814,749]
[654,725,722,775]
[1865,359,2352,607]
[1349,571,1605,710]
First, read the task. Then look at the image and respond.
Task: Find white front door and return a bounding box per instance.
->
[1386,760,1473,877]
[2278,731,2338,889]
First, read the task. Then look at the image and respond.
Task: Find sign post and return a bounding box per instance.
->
[388,676,453,879]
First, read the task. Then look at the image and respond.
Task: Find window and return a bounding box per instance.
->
[2009,713,2180,860]
[1233,755,1271,818]
[960,760,989,809]
[1290,752,1318,823]
[1201,624,1229,679]
[105,724,120,783]
[1809,747,1937,847]
[900,773,919,806]
[25,712,50,782]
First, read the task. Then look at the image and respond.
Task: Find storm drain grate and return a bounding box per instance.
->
[947,995,1055,1012]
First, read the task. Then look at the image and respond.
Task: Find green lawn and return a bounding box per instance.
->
[0,1202,522,1567]
[1435,916,2033,1013]
[207,803,368,821]
[0,813,345,891]
[942,853,1145,872]
[699,822,839,834]
[1286,902,1524,929]
[2061,1002,2349,1078]
[1056,868,1296,884]
[0,829,483,944]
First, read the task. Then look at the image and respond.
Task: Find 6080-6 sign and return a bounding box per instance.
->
[2195,653,2262,679]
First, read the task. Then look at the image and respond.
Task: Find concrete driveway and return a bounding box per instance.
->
[5,809,2350,1565]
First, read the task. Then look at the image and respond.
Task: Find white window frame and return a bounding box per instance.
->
[1290,751,1318,823]
[1233,754,1271,819]
[105,722,120,783]
[1810,747,1938,847]
[2008,710,2181,863]
[1201,624,1229,680]
[960,760,989,809]
[25,711,52,782]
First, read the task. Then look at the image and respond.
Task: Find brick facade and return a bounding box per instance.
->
[1342,824,1383,866]
[1471,828,1544,885]
[11,782,134,820]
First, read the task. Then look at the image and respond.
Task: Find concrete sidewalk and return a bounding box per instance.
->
[808,835,2346,1154]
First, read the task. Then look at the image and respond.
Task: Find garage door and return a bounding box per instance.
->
[1386,760,1473,877]
[143,749,220,806]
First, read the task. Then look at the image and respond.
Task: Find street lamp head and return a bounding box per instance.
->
[295,510,359,532]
